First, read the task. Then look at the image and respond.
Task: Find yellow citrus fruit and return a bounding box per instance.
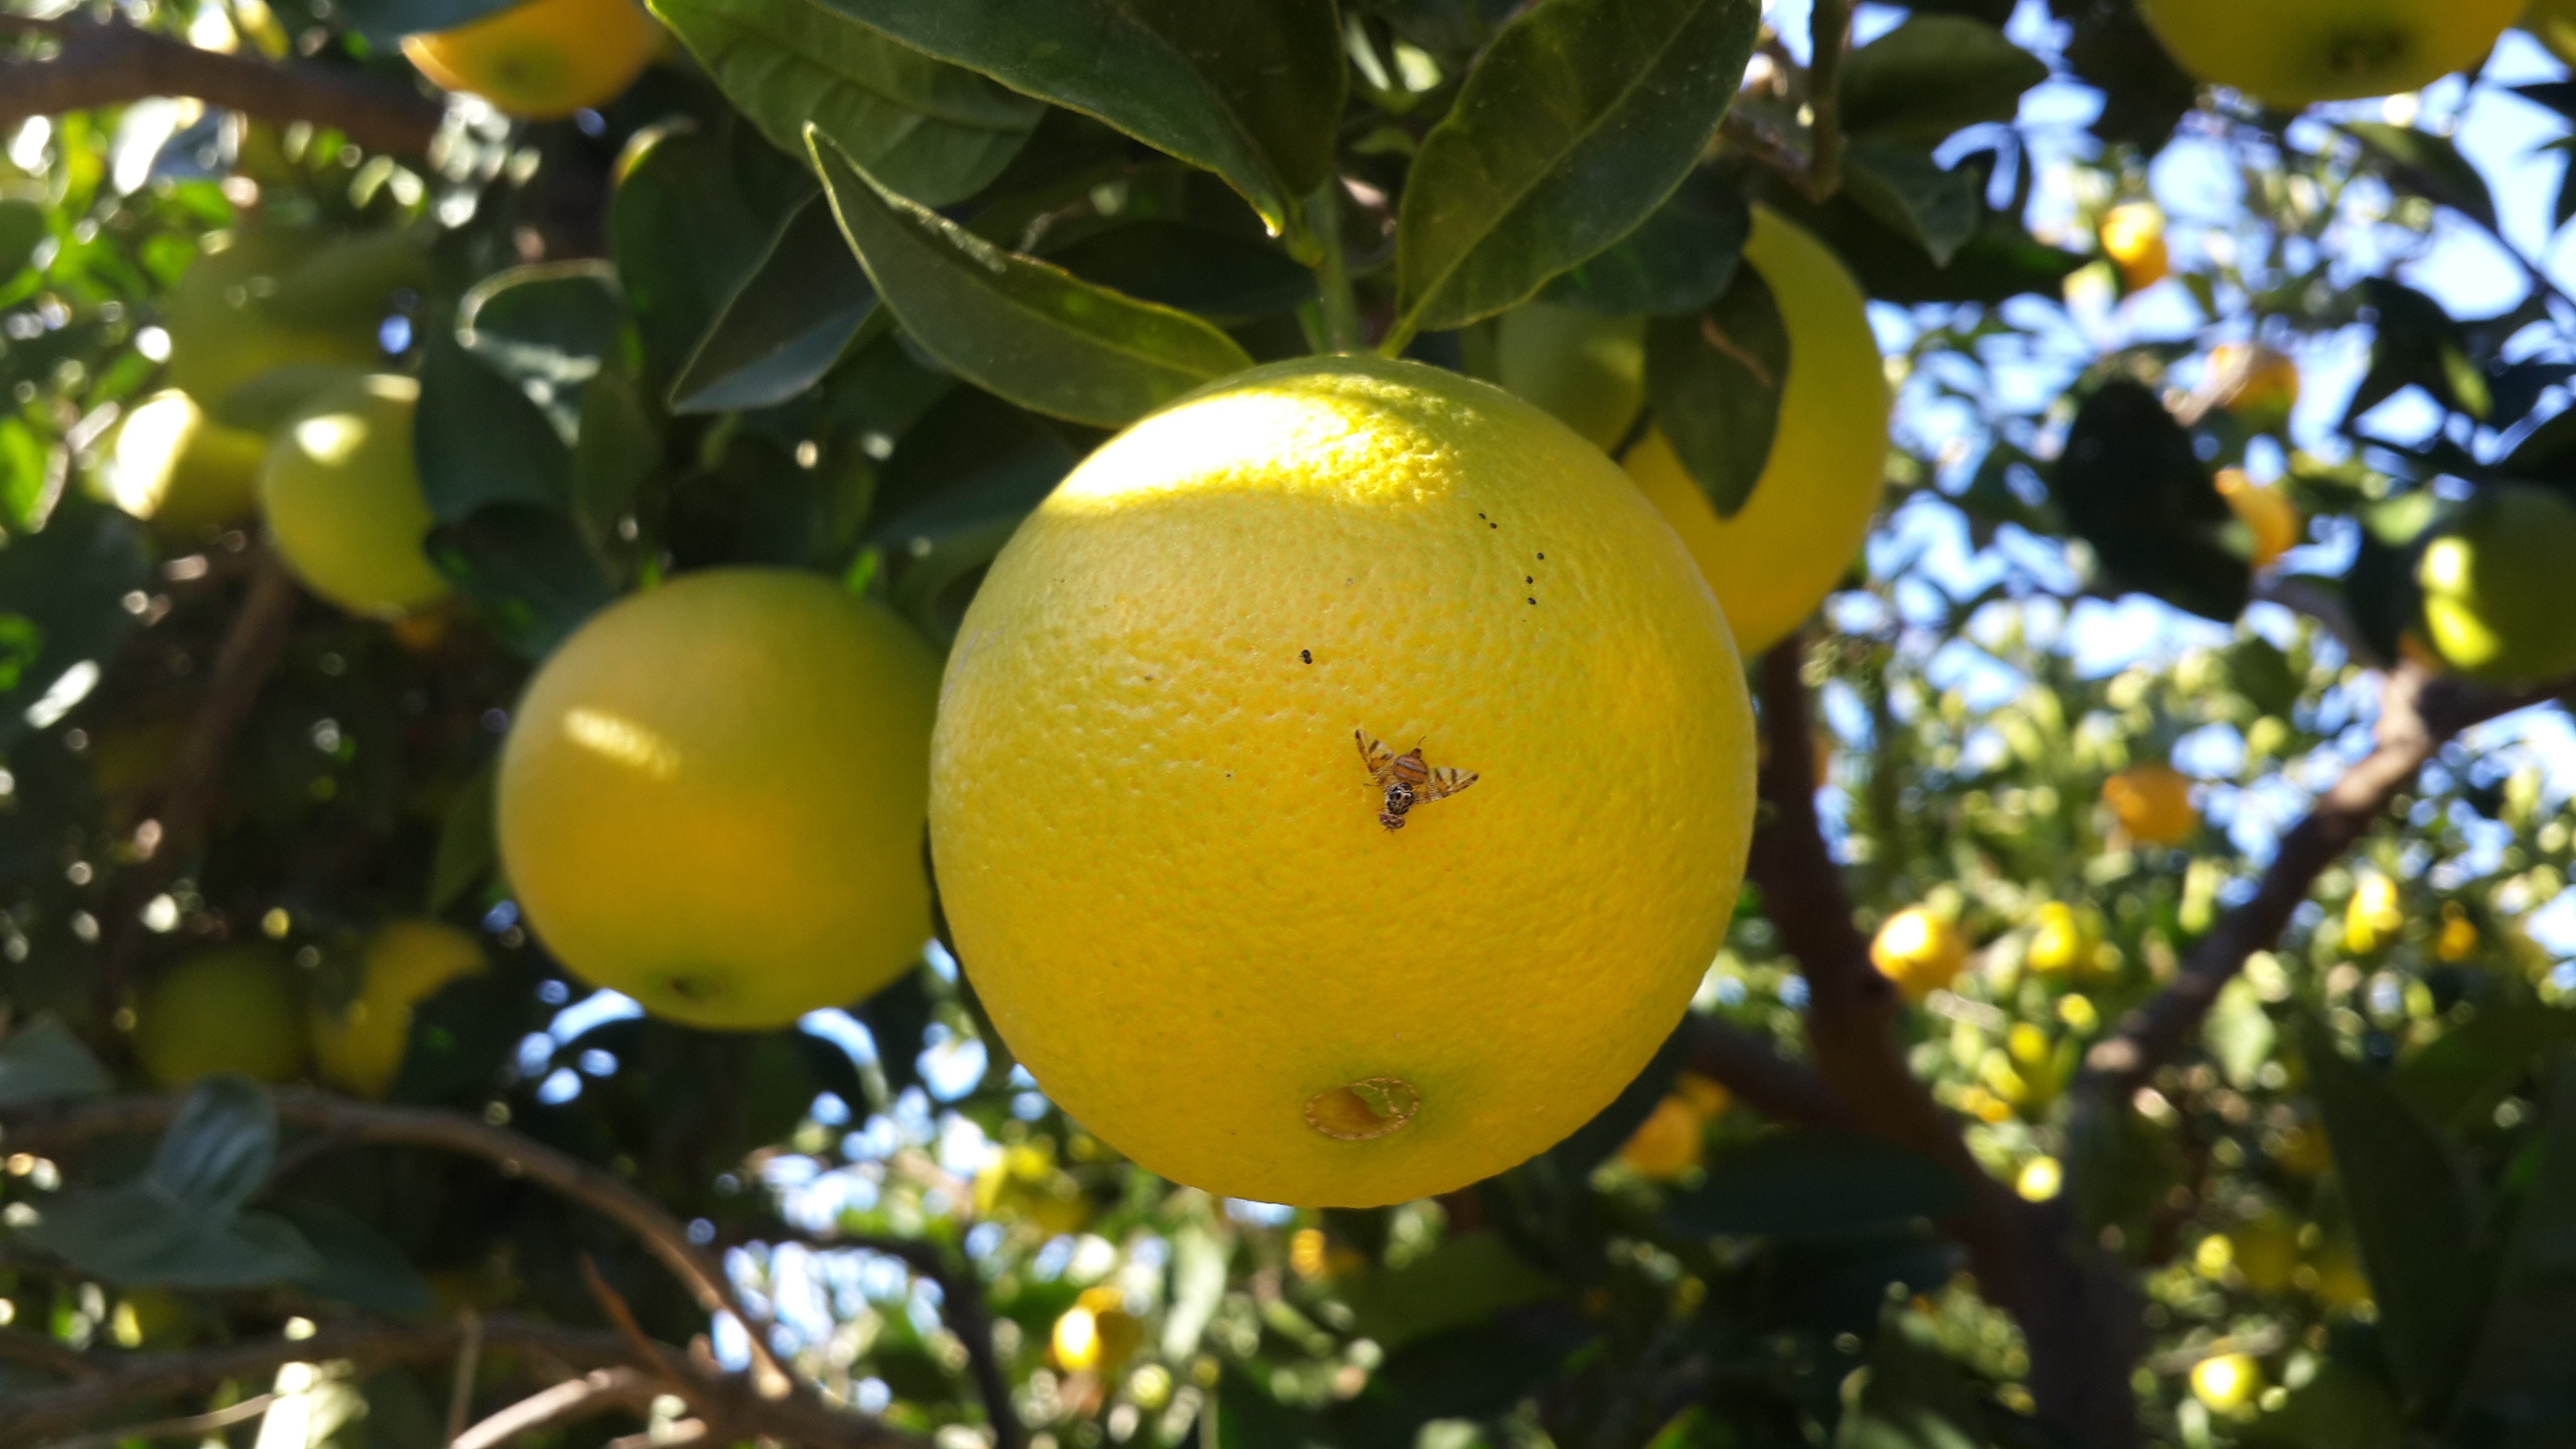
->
[2419,484,2576,686]
[2098,202,2169,291]
[1622,207,1888,657]
[2344,872,2403,954]
[2213,469,2300,570]
[311,920,487,1098]
[2027,902,2100,977]
[931,355,1755,1208]
[2014,1154,2062,1202]
[162,225,402,414]
[261,374,452,618]
[132,946,308,1086]
[2102,763,2198,846]
[2209,343,2301,425]
[1870,906,1969,1001]
[1051,1286,1142,1373]
[2436,902,2479,962]
[403,0,661,119]
[1617,1095,1706,1179]
[1671,1070,1730,1118]
[92,391,267,543]
[1492,303,1645,451]
[2190,1352,2263,1413]
[2532,0,2576,66]
[498,568,940,1028]
[2138,0,2520,109]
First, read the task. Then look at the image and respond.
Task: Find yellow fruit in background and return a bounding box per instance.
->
[2098,202,2169,291]
[2531,0,2576,66]
[132,947,308,1086]
[2015,1155,2062,1202]
[1622,207,1889,657]
[2138,0,2520,109]
[932,356,1755,1208]
[2190,1352,2263,1413]
[1618,1095,1706,1179]
[403,0,661,119]
[1493,303,1645,451]
[2213,469,2300,569]
[499,569,940,1029]
[2229,1213,2301,1294]
[162,225,401,414]
[311,920,487,1098]
[2311,1240,2373,1309]
[2418,484,2576,686]
[1870,906,1968,1001]
[2209,343,2301,424]
[1052,1286,1142,1373]
[2027,902,2100,976]
[2102,763,2198,846]
[92,391,267,542]
[2436,902,2479,962]
[2345,872,2403,954]
[261,374,452,618]
[1671,1070,1730,1118]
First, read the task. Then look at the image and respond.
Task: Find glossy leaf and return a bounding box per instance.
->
[2343,122,2500,232]
[1394,0,1760,333]
[1645,267,1788,519]
[610,125,805,389]
[1046,220,1319,323]
[2399,1005,2576,1128]
[1539,167,1750,316]
[1666,1133,1965,1239]
[0,1014,112,1105]
[1838,15,2047,145]
[1342,1232,1563,1352]
[2455,1055,2576,1423]
[0,500,151,753]
[796,0,1343,243]
[414,335,574,524]
[673,195,881,414]
[809,131,1254,427]
[275,1201,439,1316]
[458,260,625,404]
[1840,140,1979,267]
[650,0,1041,205]
[425,504,617,659]
[2049,379,2250,623]
[1834,1317,1999,1448]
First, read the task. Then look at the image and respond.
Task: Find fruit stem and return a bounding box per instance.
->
[1306,177,1366,354]
[1803,0,1852,202]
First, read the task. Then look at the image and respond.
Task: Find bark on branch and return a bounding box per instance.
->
[0,17,442,155]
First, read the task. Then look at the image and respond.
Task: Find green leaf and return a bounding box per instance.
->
[0,501,152,752]
[2049,379,2250,623]
[2302,1020,2485,1420]
[424,505,617,659]
[796,0,1343,243]
[809,130,1254,427]
[573,359,663,546]
[1331,1312,1592,1447]
[2343,122,2500,233]
[2456,1055,2576,1424]
[610,125,803,390]
[1645,266,1788,519]
[0,199,47,281]
[672,195,881,415]
[1208,1361,1338,1449]
[0,1015,112,1106]
[1841,140,1980,267]
[1046,219,1319,323]
[2205,976,2276,1091]
[414,336,574,525]
[1838,16,2047,145]
[868,391,1078,641]
[2400,1005,2576,1128]
[1539,167,1750,316]
[1666,1133,1966,1239]
[1394,0,1760,333]
[275,1201,439,1317]
[1341,1232,1563,1352]
[650,0,1040,206]
[458,260,625,407]
[1835,1317,1999,1449]
[427,758,498,914]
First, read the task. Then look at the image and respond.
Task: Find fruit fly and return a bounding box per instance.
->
[1355,729,1477,831]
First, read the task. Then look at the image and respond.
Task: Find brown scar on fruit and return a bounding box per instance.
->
[1305,1077,1420,1140]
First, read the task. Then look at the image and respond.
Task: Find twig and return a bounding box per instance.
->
[42,1392,274,1449]
[0,1325,107,1379]
[758,1231,1025,1449]
[1306,178,1365,354]
[1802,0,1853,200]
[444,1308,484,1445]
[452,1368,660,1449]
[0,18,442,154]
[1679,1015,1848,1131]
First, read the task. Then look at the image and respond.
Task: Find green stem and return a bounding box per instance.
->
[1307,178,1365,354]
[1805,0,1853,200]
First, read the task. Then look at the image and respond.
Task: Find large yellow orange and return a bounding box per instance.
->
[2138,0,2519,109]
[132,947,308,1086]
[930,355,1755,1208]
[1623,208,1888,657]
[260,374,452,618]
[497,569,941,1028]
[402,0,661,120]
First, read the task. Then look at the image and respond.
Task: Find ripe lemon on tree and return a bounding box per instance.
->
[403,0,662,120]
[2417,484,2576,686]
[132,946,308,1086]
[261,374,452,618]
[1622,207,1889,657]
[92,391,267,544]
[1871,905,1969,1001]
[311,919,486,1097]
[931,356,1755,1209]
[498,568,940,1029]
[2102,763,2198,846]
[2137,0,2520,109]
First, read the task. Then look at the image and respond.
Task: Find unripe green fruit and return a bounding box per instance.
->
[260,374,452,618]
[2419,484,2576,686]
[1493,303,1644,452]
[2137,0,2519,110]
[133,947,308,1086]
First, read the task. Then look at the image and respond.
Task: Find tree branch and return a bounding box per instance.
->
[44,1392,274,1449]
[1679,1015,1848,1131]
[1802,0,1853,200]
[0,1325,105,1380]
[453,1367,660,1449]
[0,17,442,155]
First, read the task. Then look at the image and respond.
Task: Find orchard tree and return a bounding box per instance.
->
[2,0,2576,1447]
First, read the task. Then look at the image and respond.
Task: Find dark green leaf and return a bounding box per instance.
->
[2058,6,2193,149]
[1208,1361,1338,1449]
[2302,1020,2484,1419]
[673,196,881,414]
[1394,0,1760,332]
[573,359,663,545]
[2243,1359,2403,1449]
[0,500,152,752]
[427,758,498,914]
[665,434,874,573]
[1839,16,2047,145]
[2343,122,2500,233]
[0,1015,112,1105]
[610,125,799,389]
[1046,220,1319,323]
[1646,266,1788,519]
[1835,1317,1999,1449]
[2401,1005,2576,1128]
[2049,379,2250,622]
[457,260,625,403]
[651,0,1040,206]
[796,0,1343,243]
[424,505,617,659]
[2347,279,2489,426]
[1340,1232,1563,1352]
[1841,139,1979,266]
[809,131,1254,427]
[275,1201,439,1317]
[869,396,1077,643]
[854,965,934,1104]
[1666,1133,1966,1239]
[1331,1312,1591,1448]
[1539,167,1750,316]
[414,336,574,525]
[151,1076,279,1211]
[2457,1055,2576,1424]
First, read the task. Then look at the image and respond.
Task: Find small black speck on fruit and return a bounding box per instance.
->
[1536,552,1544,560]
[1527,597,1537,605]
[1300,649,1312,663]
[1525,576,1532,584]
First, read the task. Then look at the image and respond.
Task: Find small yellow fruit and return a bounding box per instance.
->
[2418,484,2576,686]
[2436,902,2479,962]
[499,569,940,1029]
[1671,1070,1731,1119]
[2102,764,2198,846]
[1493,303,1645,452]
[402,0,661,119]
[2190,1352,2263,1413]
[2138,0,2520,109]
[1617,1095,1706,1179]
[2015,1155,2062,1202]
[1622,208,1890,657]
[932,356,1754,1208]
[133,947,308,1086]
[93,391,267,542]
[2208,343,2301,425]
[1052,1286,1141,1373]
[1870,906,1969,1001]
[2345,873,2404,955]
[2098,202,2169,291]
[2213,469,2300,570]
[2027,902,2099,976]
[261,374,452,618]
[311,920,486,1098]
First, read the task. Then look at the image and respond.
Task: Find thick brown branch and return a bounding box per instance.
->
[0,19,442,155]
[453,1367,660,1449]
[1679,1015,1848,1131]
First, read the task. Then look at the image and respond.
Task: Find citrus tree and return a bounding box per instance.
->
[4,0,2576,1446]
